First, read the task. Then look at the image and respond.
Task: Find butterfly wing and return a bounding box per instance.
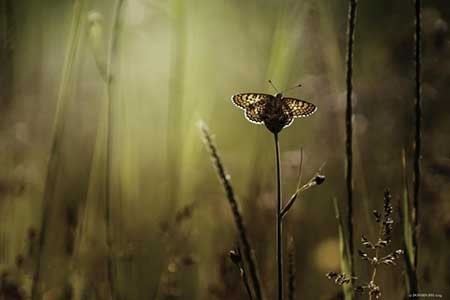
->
[231,93,273,124]
[231,93,272,109]
[244,103,265,124]
[282,97,317,119]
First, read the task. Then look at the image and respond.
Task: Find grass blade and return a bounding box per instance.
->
[401,150,418,296]
[333,198,354,300]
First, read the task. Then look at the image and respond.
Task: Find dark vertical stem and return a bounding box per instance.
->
[345,0,357,279]
[287,237,295,300]
[274,133,283,300]
[240,264,254,300]
[411,0,421,293]
[104,1,124,299]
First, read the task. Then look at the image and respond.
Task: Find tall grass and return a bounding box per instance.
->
[329,191,404,300]
[401,150,418,298]
[411,0,422,294]
[104,0,125,299]
[31,1,86,299]
[344,0,358,298]
[200,122,264,300]
[332,197,354,300]
[166,0,187,211]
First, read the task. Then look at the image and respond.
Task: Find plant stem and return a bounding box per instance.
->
[345,0,358,282]
[287,237,296,300]
[240,265,254,300]
[274,133,283,300]
[412,0,421,294]
[200,123,264,300]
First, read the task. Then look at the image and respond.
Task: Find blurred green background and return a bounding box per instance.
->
[0,0,449,299]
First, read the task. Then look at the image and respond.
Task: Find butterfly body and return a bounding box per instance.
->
[231,92,317,133]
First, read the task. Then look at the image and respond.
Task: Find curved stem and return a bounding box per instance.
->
[274,133,283,300]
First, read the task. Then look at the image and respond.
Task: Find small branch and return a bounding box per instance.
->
[280,173,325,219]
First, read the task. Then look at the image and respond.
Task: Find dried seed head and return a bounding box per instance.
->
[313,174,326,185]
[369,285,381,299]
[361,234,375,249]
[375,239,389,248]
[326,271,338,279]
[383,189,393,218]
[372,210,381,223]
[325,272,355,285]
[358,249,370,261]
[229,249,242,265]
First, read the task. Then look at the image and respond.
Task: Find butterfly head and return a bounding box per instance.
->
[275,92,283,99]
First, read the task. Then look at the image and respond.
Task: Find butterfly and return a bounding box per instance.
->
[231,92,317,133]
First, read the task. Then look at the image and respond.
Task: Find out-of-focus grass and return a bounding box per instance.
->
[0,0,449,299]
[32,0,87,298]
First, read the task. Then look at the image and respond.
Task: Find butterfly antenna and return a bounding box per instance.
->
[268,80,280,93]
[281,83,302,94]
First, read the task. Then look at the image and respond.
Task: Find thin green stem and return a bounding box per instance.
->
[274,133,283,300]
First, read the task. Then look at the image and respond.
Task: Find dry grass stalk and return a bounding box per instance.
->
[199,122,263,300]
[327,190,404,300]
[344,0,358,289]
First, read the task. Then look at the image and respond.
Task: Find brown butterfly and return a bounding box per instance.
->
[231,89,317,133]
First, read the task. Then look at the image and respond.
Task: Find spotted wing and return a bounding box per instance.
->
[244,102,266,124]
[231,93,272,109]
[231,93,273,124]
[282,97,317,118]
